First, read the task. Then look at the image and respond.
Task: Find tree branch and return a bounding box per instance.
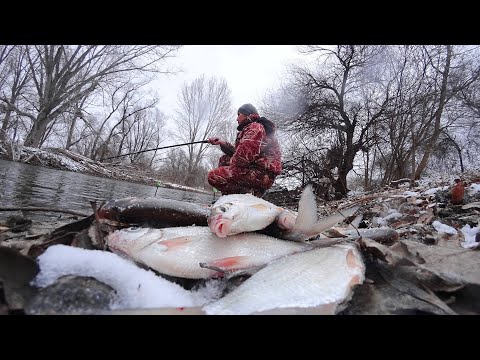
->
[0,206,90,217]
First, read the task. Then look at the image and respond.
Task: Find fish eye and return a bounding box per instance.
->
[127,226,142,232]
[223,203,234,211]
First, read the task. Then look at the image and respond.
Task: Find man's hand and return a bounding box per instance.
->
[207,137,223,145]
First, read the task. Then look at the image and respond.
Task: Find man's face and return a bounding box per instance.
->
[237,112,248,125]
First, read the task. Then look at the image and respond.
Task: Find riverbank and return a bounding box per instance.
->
[1,167,480,315]
[0,145,211,196]
[1,144,480,314]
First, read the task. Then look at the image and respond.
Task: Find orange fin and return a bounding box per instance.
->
[201,256,252,272]
[161,237,193,250]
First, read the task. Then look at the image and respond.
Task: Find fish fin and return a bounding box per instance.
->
[161,237,193,250]
[290,185,360,237]
[284,206,360,241]
[309,206,360,236]
[309,237,353,248]
[291,185,318,232]
[200,256,253,272]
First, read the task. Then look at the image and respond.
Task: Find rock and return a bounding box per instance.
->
[25,275,116,315]
[0,246,39,310]
[6,215,32,233]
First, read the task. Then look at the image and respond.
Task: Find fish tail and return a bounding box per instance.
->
[291,184,318,232]
[309,206,360,235]
[287,184,360,241]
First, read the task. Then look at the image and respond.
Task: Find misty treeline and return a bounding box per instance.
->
[0,45,236,189]
[1,45,479,195]
[0,45,181,161]
[262,45,480,198]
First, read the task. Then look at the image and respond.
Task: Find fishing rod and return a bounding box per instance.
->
[103,140,209,160]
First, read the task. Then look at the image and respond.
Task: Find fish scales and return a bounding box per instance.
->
[106,226,310,279]
[208,193,288,237]
[208,185,359,241]
[203,244,365,315]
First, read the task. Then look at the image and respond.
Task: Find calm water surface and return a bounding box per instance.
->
[0,159,213,222]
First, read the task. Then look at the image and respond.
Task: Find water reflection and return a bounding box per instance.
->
[0,159,212,221]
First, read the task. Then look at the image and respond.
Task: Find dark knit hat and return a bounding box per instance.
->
[238,103,258,116]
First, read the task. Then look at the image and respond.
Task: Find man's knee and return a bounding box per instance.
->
[207,170,219,186]
[208,167,230,186]
[218,155,231,167]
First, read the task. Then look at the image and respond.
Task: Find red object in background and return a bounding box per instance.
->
[451,179,465,205]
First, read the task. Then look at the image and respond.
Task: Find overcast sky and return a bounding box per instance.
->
[154,45,307,119]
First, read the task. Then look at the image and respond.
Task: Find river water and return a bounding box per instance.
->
[0,159,213,222]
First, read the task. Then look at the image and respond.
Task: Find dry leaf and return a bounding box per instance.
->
[400,240,480,286]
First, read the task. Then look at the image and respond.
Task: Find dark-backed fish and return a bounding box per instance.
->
[97,197,209,228]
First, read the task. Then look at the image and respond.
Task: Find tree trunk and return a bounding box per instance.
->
[334,169,349,197]
[0,109,13,142]
[453,141,464,173]
[363,150,369,191]
[334,142,355,197]
[24,111,50,147]
[65,116,78,150]
[410,120,416,185]
[445,133,464,173]
[0,93,20,142]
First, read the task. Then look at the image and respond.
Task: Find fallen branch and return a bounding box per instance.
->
[0,206,89,217]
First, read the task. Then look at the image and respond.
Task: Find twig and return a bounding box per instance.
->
[0,206,89,217]
[2,233,27,241]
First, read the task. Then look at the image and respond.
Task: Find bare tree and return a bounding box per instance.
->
[85,77,159,161]
[272,45,480,194]
[0,46,30,142]
[0,45,17,87]
[370,45,431,185]
[158,148,188,184]
[125,108,166,164]
[273,45,393,196]
[413,46,453,178]
[459,78,480,117]
[414,45,480,178]
[0,45,181,148]
[173,75,233,186]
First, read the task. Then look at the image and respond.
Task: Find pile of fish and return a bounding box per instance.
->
[1,185,376,315]
[2,171,480,315]
[103,185,369,314]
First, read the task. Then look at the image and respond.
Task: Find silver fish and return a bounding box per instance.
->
[209,184,359,242]
[106,226,342,279]
[208,193,295,237]
[203,243,365,315]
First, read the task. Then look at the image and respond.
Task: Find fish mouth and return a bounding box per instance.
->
[277,210,296,230]
[109,246,131,259]
[208,215,232,238]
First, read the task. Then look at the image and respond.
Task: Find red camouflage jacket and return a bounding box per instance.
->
[220,116,282,176]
